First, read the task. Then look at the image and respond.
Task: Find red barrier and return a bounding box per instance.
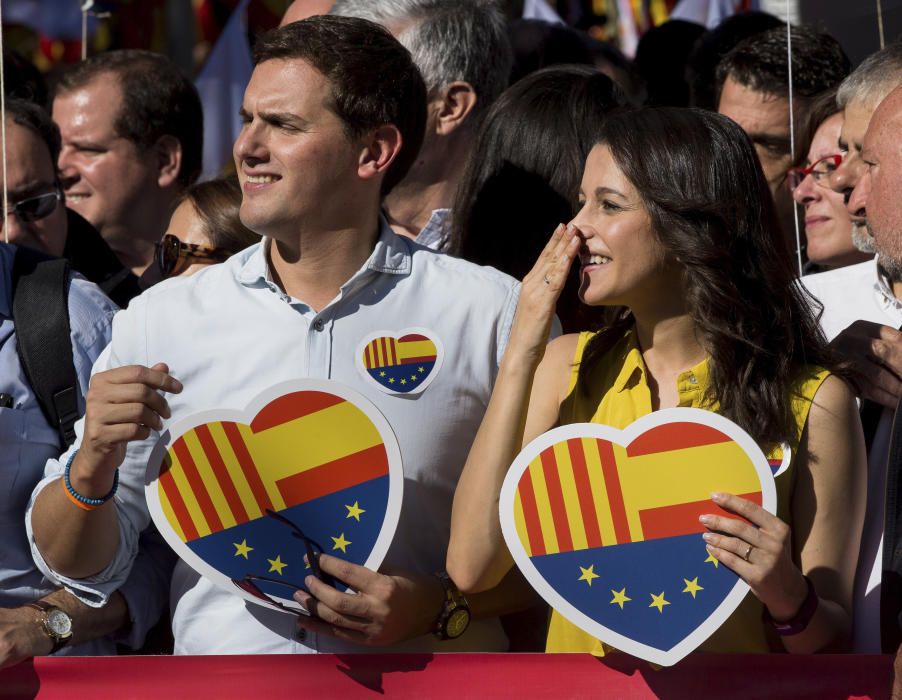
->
[0,653,891,699]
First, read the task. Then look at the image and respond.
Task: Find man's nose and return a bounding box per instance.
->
[847,173,869,220]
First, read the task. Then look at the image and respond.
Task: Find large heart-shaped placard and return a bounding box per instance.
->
[146,380,403,614]
[499,408,776,666]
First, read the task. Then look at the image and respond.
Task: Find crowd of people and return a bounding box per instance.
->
[3,0,902,687]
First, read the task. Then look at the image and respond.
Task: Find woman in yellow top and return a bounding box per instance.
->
[447,107,866,654]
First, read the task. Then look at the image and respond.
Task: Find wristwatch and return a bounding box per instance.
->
[434,572,471,640]
[27,601,73,654]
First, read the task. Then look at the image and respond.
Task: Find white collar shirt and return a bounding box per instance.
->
[802,256,902,653]
[28,221,520,654]
[414,208,452,253]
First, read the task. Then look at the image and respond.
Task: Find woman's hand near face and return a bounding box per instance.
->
[507,223,582,368]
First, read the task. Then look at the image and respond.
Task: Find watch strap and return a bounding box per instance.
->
[433,572,470,640]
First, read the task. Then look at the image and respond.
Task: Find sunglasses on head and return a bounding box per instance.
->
[2,189,62,227]
[155,233,231,279]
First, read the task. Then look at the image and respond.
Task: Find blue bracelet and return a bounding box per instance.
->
[63,450,119,508]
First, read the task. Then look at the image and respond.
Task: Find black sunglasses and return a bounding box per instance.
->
[155,233,231,279]
[232,509,334,613]
[3,189,62,226]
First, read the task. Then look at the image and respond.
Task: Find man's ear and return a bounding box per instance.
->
[155,135,183,188]
[433,81,477,136]
[358,124,403,182]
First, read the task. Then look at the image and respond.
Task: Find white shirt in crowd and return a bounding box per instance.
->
[803,257,902,653]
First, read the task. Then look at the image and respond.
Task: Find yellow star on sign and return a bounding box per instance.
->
[682,577,704,599]
[388,378,395,383]
[610,588,631,609]
[345,501,365,521]
[268,555,287,575]
[332,533,351,553]
[649,592,670,613]
[410,374,418,381]
[418,367,425,373]
[379,371,386,377]
[577,564,599,586]
[704,553,719,568]
[233,539,253,559]
[400,378,407,385]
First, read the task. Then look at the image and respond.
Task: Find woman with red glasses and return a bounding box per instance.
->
[788,89,873,271]
[143,176,259,286]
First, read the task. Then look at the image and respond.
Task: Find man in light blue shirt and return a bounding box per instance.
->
[0,241,170,663]
[29,16,535,654]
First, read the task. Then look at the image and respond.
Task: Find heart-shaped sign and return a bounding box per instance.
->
[356,328,443,395]
[146,379,403,614]
[499,408,776,666]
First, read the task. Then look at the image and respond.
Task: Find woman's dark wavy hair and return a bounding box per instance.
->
[583,107,834,448]
[452,65,623,331]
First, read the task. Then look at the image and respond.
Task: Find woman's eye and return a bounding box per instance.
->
[602,200,621,212]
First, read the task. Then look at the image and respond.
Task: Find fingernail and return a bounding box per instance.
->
[293,591,304,602]
[705,544,715,553]
[171,379,184,393]
[711,492,725,503]
[305,576,314,587]
[699,515,713,525]
[702,532,714,542]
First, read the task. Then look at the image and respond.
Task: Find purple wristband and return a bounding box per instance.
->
[763,575,818,636]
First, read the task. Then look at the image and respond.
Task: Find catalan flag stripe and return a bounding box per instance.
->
[597,439,631,544]
[208,421,262,520]
[222,421,273,514]
[582,437,617,546]
[159,463,198,541]
[530,457,560,554]
[555,441,588,552]
[172,437,223,535]
[540,448,573,553]
[195,423,249,525]
[517,468,545,557]
[568,438,603,548]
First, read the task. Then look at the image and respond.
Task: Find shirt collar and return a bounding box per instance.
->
[610,326,710,397]
[415,208,453,252]
[237,216,411,289]
[872,256,902,310]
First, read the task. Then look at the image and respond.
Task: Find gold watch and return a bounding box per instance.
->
[27,601,73,654]
[434,572,471,640]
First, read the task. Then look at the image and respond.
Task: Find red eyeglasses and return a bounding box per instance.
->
[786,154,843,191]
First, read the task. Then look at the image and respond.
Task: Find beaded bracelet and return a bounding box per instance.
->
[62,450,119,511]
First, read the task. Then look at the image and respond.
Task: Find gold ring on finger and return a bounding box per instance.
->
[742,543,753,562]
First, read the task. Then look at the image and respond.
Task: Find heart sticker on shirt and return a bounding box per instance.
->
[499,408,776,666]
[145,380,403,614]
[356,328,443,396]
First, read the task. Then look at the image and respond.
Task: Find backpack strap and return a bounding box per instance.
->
[11,247,79,448]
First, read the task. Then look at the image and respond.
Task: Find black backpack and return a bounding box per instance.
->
[11,246,79,448]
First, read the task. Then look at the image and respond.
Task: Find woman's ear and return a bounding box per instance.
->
[358,124,403,183]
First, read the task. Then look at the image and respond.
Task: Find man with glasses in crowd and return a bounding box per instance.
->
[28,16,536,655]
[802,43,902,653]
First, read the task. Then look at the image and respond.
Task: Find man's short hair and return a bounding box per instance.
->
[253,15,427,196]
[6,97,60,165]
[54,50,203,187]
[715,26,850,104]
[836,41,902,111]
[330,0,512,123]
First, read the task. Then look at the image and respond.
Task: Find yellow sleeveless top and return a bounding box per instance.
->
[545,329,830,654]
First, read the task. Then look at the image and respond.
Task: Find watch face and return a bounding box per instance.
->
[46,609,73,637]
[446,608,470,639]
